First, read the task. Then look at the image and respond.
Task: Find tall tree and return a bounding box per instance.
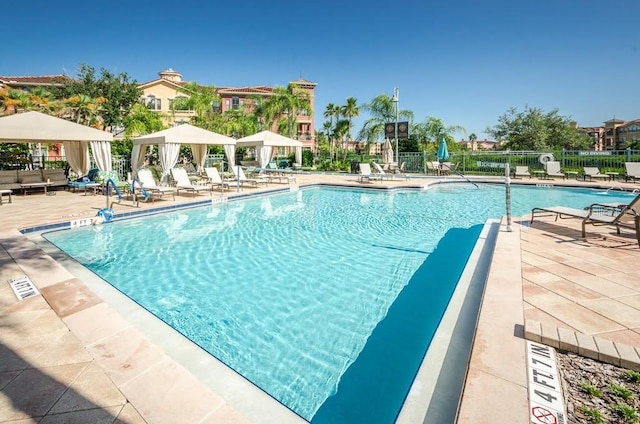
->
[412,116,465,149]
[357,94,413,153]
[263,83,311,138]
[56,63,141,133]
[341,97,359,141]
[487,106,592,150]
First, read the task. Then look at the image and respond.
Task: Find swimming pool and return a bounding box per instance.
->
[42,184,633,423]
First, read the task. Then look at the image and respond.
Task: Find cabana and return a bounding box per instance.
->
[131,124,236,182]
[0,111,113,176]
[236,130,303,168]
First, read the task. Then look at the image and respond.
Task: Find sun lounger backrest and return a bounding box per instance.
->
[205,167,223,183]
[618,194,640,225]
[371,162,385,174]
[359,163,372,175]
[545,161,563,175]
[171,168,191,186]
[625,162,640,177]
[583,167,601,176]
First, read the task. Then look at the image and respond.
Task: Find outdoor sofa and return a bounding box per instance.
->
[0,168,68,193]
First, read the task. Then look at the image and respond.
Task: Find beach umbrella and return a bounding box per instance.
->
[437,138,449,162]
[382,138,394,164]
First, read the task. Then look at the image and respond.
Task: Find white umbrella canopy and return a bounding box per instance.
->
[0,111,113,174]
[236,131,303,168]
[130,124,237,177]
[0,111,112,142]
[131,124,236,146]
[235,130,303,148]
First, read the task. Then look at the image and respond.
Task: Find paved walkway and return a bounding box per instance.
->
[0,172,638,423]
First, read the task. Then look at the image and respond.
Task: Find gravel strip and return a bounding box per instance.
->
[557,351,640,423]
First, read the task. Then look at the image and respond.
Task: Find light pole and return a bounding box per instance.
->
[391,87,399,164]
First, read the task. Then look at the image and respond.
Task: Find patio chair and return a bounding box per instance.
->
[230,165,268,188]
[426,161,440,175]
[582,167,610,182]
[371,162,394,180]
[544,161,565,179]
[171,167,212,196]
[514,166,531,179]
[136,168,176,201]
[530,193,640,246]
[358,163,382,183]
[625,162,640,182]
[204,167,231,192]
[68,168,99,192]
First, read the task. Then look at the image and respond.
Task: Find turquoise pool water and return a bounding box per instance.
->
[42,184,633,423]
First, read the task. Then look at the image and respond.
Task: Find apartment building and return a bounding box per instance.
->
[138,69,317,151]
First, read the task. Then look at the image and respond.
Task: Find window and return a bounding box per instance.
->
[232,96,240,110]
[212,101,220,113]
[145,95,161,110]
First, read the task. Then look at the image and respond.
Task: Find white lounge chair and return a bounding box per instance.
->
[231,166,268,188]
[171,167,211,196]
[625,162,640,182]
[204,167,230,192]
[358,163,382,183]
[544,161,565,179]
[514,166,531,179]
[531,193,640,246]
[582,167,610,182]
[371,162,394,180]
[136,169,176,201]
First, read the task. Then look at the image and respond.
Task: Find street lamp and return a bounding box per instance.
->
[391,87,399,164]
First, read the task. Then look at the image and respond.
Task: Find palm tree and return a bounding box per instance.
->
[341,97,359,142]
[171,82,219,122]
[64,94,105,127]
[263,83,311,138]
[357,94,414,153]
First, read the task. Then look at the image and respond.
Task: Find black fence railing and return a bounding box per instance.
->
[2,149,640,178]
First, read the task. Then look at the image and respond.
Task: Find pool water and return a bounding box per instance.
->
[42,184,633,423]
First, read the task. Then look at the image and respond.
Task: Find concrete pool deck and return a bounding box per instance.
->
[0,172,639,423]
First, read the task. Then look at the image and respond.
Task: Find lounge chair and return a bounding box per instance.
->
[514,166,531,179]
[358,163,382,183]
[204,167,230,192]
[583,167,610,182]
[426,161,440,175]
[171,167,211,196]
[440,162,455,175]
[68,168,99,192]
[625,162,640,182]
[136,169,176,201]
[530,193,640,246]
[544,161,565,179]
[230,166,268,188]
[371,162,394,180]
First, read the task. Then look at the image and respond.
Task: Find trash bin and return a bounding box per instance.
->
[351,160,359,174]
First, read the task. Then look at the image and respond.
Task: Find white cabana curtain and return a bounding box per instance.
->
[295,147,302,166]
[223,144,236,169]
[159,143,181,183]
[90,140,113,172]
[130,144,145,175]
[191,144,207,172]
[256,146,273,168]
[63,141,90,176]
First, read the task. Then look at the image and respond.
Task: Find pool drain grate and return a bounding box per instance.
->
[8,275,40,301]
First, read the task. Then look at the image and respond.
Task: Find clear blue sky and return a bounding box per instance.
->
[5,0,639,140]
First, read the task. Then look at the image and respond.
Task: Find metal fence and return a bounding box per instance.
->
[3,149,640,178]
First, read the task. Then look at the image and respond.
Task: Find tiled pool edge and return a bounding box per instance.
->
[455,218,529,424]
[28,231,306,424]
[397,219,499,423]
